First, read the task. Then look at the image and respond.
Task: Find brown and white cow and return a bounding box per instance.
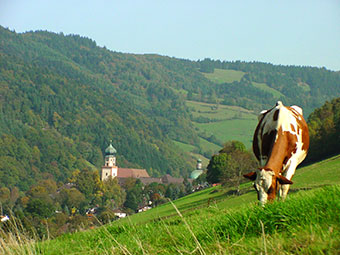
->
[244,101,309,205]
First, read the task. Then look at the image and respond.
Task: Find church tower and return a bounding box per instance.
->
[190,158,203,179]
[101,141,118,181]
[196,158,202,170]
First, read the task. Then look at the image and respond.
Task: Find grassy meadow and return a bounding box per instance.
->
[185,100,258,155]
[195,118,258,149]
[2,155,340,254]
[202,69,245,84]
[173,100,258,167]
[252,82,284,99]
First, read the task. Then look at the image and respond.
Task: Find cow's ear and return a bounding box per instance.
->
[277,175,293,184]
[243,171,257,181]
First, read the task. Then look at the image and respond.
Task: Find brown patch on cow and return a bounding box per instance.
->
[267,177,280,201]
[263,167,274,172]
[283,156,289,165]
[243,171,257,180]
[290,124,295,132]
[296,113,310,152]
[273,110,279,121]
[301,123,309,152]
[285,131,298,148]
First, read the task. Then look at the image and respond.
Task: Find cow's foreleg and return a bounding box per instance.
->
[279,184,290,200]
[279,161,297,200]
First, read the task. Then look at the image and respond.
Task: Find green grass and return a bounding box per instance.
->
[202,69,245,84]
[29,185,340,254]
[172,140,210,167]
[175,101,258,156]
[186,100,258,149]
[252,81,284,98]
[187,100,255,121]
[198,137,221,152]
[3,155,340,254]
[195,118,258,149]
[293,155,340,189]
[172,140,196,152]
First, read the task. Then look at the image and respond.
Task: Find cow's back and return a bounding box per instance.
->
[253,102,309,169]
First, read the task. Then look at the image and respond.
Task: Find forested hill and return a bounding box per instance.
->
[1,26,340,191]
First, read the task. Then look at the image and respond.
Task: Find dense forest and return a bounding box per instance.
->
[1,26,340,193]
[307,97,340,162]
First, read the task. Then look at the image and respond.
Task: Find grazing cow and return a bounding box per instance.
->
[244,101,309,205]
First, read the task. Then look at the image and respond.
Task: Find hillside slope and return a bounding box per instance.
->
[8,155,339,254]
[1,26,340,190]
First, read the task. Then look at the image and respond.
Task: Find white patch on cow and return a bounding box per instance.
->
[277,105,296,133]
[291,105,303,116]
[255,169,274,205]
[258,110,269,121]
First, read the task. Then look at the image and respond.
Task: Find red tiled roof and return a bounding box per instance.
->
[117,168,150,178]
[161,174,184,184]
[139,177,163,185]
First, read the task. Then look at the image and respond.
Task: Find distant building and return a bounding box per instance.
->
[161,174,184,184]
[112,209,127,218]
[101,141,192,185]
[190,158,204,179]
[101,141,149,182]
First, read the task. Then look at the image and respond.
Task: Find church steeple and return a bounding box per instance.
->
[101,140,118,181]
[105,140,117,156]
[190,158,203,179]
[104,140,117,167]
[196,158,202,170]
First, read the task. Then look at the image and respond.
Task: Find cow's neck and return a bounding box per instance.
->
[264,131,288,174]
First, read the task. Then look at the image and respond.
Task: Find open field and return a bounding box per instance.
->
[293,155,340,189]
[202,69,245,84]
[172,140,211,167]
[172,140,196,153]
[198,137,221,152]
[2,155,340,254]
[173,101,258,160]
[186,100,258,149]
[252,81,284,98]
[195,118,258,149]
[187,100,256,121]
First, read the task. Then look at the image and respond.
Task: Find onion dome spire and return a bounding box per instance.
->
[105,140,117,156]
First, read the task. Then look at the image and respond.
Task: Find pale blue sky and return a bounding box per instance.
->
[1,0,340,70]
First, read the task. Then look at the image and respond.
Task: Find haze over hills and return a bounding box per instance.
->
[1,26,340,191]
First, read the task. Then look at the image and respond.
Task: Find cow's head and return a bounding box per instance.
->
[243,168,293,205]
